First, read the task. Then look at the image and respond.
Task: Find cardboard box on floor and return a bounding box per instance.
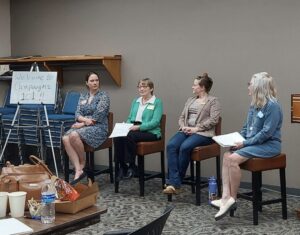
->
[55,180,99,214]
[297,208,300,219]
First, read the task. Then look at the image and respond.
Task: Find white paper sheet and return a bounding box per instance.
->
[0,218,33,235]
[109,123,134,138]
[212,132,245,147]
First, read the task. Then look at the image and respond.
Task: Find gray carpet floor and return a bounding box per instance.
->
[70,175,300,235]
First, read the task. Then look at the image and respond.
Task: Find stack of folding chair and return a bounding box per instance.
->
[1,104,56,162]
[0,88,18,145]
[0,88,20,162]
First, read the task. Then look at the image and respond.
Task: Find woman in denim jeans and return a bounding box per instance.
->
[212,72,283,221]
[163,73,221,194]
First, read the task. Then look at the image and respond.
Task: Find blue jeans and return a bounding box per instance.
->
[166,132,213,187]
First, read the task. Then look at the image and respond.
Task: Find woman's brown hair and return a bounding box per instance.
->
[85,71,100,82]
[196,73,213,93]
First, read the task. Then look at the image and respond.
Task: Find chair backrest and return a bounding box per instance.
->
[160,114,166,141]
[87,111,113,151]
[130,205,175,235]
[62,91,80,115]
[215,117,222,136]
[107,112,113,135]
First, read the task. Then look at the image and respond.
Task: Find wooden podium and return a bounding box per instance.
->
[0,55,122,86]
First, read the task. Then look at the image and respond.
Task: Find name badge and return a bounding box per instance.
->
[81,100,87,105]
[257,111,264,118]
[147,105,155,110]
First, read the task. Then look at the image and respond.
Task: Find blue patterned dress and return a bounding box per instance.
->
[65,90,110,148]
[236,100,282,158]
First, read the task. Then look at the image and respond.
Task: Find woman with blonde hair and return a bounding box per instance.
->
[213,72,283,221]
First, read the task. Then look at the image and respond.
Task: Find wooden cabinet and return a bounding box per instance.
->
[0,55,122,86]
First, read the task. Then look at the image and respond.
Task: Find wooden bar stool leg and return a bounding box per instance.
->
[216,155,221,197]
[191,160,195,193]
[108,147,114,183]
[160,151,166,188]
[258,172,262,212]
[195,161,201,206]
[85,152,90,180]
[280,168,287,220]
[64,152,69,182]
[90,152,95,182]
[114,161,119,193]
[252,172,260,225]
[138,155,145,197]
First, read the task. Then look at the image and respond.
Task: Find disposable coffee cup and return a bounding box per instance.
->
[8,191,27,218]
[0,192,9,217]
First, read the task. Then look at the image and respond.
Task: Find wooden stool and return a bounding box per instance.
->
[114,114,166,197]
[64,112,114,183]
[167,117,222,205]
[233,153,287,225]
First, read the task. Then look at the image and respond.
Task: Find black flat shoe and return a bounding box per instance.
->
[70,171,87,186]
[124,167,134,179]
[116,167,126,182]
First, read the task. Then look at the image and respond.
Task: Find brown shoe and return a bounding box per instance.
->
[162,185,182,194]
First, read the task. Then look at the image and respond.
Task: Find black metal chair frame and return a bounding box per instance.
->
[103,205,175,235]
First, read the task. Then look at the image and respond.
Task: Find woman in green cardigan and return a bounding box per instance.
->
[114,78,163,181]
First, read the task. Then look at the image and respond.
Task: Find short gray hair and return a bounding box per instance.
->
[250,72,277,108]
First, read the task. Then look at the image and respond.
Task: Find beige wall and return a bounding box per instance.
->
[9,0,300,189]
[0,0,10,104]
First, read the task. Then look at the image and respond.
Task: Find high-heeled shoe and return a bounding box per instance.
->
[70,171,87,186]
[215,197,236,221]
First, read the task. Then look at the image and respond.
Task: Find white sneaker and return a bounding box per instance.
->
[211,199,222,208]
[215,197,236,221]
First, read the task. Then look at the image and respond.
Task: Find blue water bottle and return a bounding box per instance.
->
[208,176,218,204]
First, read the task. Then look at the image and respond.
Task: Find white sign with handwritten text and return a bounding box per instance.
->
[10,71,57,104]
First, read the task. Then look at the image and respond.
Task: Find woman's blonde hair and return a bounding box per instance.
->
[250,72,277,108]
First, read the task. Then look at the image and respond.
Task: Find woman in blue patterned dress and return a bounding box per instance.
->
[63,72,110,182]
[213,72,283,221]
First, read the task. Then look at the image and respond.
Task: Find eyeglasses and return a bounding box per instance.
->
[137,85,149,89]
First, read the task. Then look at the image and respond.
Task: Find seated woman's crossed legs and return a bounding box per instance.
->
[63,131,85,180]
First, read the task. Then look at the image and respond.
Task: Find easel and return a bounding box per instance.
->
[0,62,59,176]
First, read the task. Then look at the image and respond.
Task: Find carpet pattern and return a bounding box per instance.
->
[69,175,300,235]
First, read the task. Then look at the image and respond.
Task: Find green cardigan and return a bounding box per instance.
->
[126,97,163,138]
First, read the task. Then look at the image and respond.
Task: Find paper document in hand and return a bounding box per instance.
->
[212,132,245,147]
[109,123,133,138]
